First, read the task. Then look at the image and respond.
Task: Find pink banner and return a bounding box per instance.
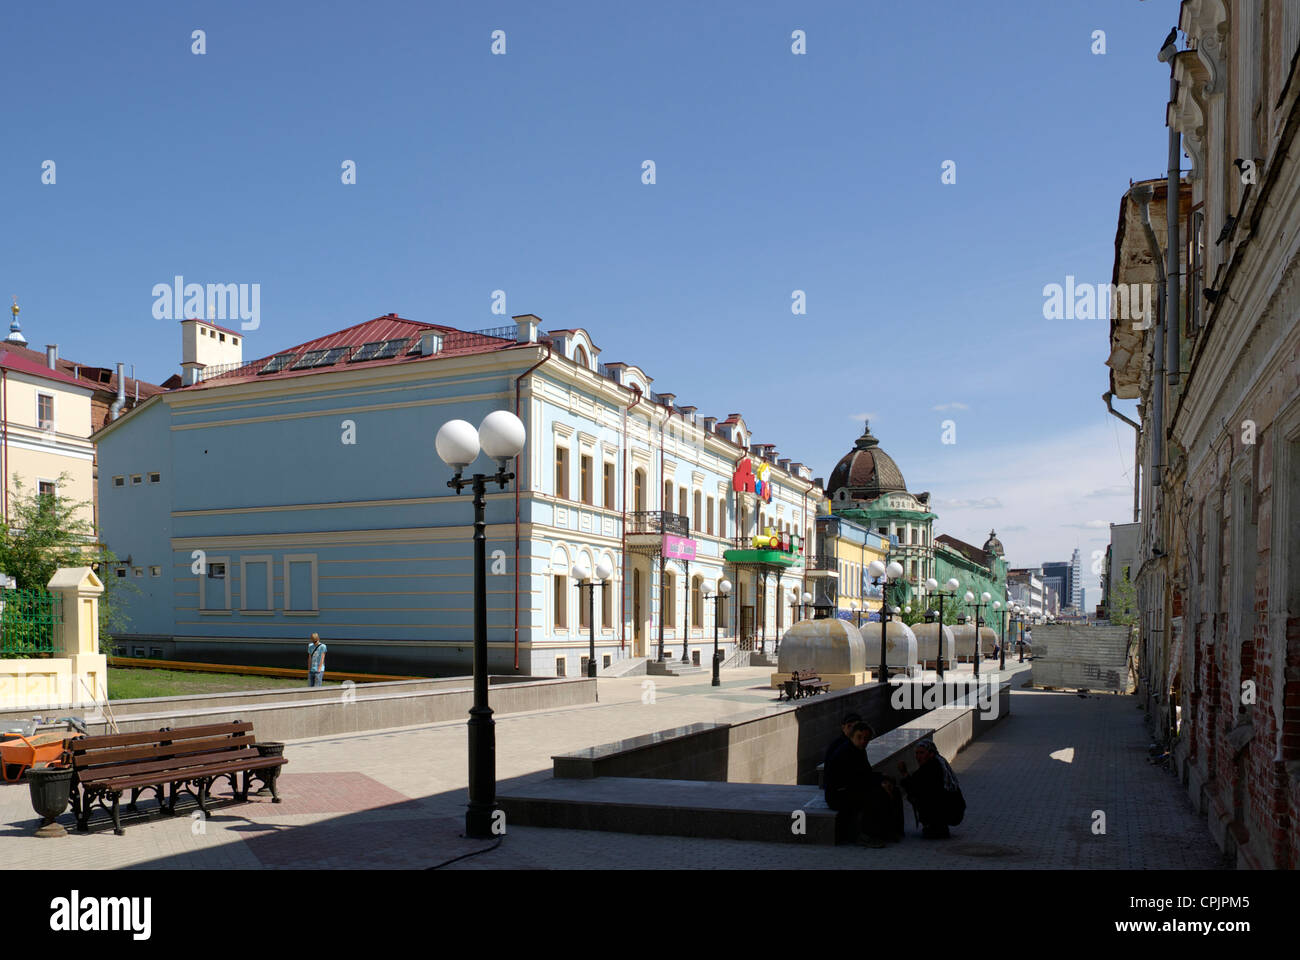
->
[663,535,697,561]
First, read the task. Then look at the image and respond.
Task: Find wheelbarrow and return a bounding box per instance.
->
[0,731,72,783]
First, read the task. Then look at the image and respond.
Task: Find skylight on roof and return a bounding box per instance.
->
[260,354,295,374]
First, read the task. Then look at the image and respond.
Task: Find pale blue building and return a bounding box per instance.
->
[94,314,827,676]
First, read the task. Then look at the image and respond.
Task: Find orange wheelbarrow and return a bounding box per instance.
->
[0,732,71,783]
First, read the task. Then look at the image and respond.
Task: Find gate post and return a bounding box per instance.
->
[47,567,106,708]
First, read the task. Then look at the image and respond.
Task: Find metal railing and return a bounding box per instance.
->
[627,511,688,536]
[0,588,62,659]
[802,555,839,572]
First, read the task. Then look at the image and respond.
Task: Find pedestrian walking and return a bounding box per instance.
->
[307,633,327,687]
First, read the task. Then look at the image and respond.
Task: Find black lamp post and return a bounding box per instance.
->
[436,410,527,840]
[995,600,1006,671]
[924,576,959,700]
[705,578,732,686]
[572,560,613,678]
[680,558,692,663]
[965,590,991,680]
[868,559,904,684]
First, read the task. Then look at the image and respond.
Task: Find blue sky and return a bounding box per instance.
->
[1,0,1175,579]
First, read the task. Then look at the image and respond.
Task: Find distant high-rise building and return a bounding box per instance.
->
[1070,549,1083,609]
[1042,561,1072,609]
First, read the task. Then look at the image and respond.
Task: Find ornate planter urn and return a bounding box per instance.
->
[26,765,74,837]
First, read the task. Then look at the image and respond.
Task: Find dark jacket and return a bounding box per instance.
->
[900,756,946,824]
[823,740,880,811]
[823,733,850,770]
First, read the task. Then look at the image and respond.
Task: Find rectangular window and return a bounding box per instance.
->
[555,446,569,499]
[694,491,702,532]
[602,580,613,628]
[706,496,715,535]
[131,475,143,485]
[679,488,688,520]
[115,567,127,579]
[581,454,593,505]
[603,462,615,508]
[37,393,54,430]
[579,581,591,629]
[283,554,318,613]
[664,572,676,624]
[149,472,161,483]
[553,575,567,628]
[132,567,143,578]
[112,476,125,487]
[555,657,566,677]
[38,480,56,499]
[150,566,161,578]
[241,556,273,612]
[719,500,726,537]
[200,557,231,611]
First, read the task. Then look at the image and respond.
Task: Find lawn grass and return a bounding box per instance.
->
[107,667,340,700]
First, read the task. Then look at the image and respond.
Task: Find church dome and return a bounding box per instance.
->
[983,529,1005,557]
[827,423,907,501]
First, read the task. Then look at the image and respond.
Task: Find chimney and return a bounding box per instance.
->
[513,314,541,344]
[110,362,127,420]
[46,345,58,370]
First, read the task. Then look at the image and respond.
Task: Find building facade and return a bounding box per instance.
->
[824,424,936,601]
[94,313,825,676]
[1106,2,1300,869]
[934,531,1010,632]
[809,512,889,623]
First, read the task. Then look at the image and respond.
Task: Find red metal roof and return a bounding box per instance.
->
[0,350,96,389]
[186,314,521,389]
[0,342,166,399]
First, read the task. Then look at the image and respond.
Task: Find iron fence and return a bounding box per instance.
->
[0,588,62,658]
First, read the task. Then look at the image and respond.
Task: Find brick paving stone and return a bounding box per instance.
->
[0,665,1228,870]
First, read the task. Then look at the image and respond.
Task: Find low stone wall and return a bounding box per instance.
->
[553,677,1012,786]
[0,676,595,741]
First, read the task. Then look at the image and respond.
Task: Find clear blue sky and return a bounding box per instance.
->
[1,0,1176,575]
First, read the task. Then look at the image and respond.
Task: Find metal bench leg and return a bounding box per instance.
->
[129,787,141,811]
[111,793,124,836]
[196,779,210,818]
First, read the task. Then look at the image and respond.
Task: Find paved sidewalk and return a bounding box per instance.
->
[0,665,1226,869]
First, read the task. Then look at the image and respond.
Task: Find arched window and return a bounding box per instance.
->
[691,575,703,628]
[574,344,589,368]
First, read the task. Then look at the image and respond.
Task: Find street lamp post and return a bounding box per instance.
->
[993,600,1004,671]
[435,410,526,840]
[572,560,613,678]
[869,560,904,684]
[681,559,692,663]
[966,591,991,680]
[924,577,960,704]
[705,579,732,686]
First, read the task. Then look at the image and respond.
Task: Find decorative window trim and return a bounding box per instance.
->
[240,554,275,613]
[283,553,319,614]
[577,431,598,449]
[198,554,232,612]
[552,421,575,439]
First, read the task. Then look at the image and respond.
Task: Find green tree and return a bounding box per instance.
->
[0,474,135,655]
[1107,570,1139,627]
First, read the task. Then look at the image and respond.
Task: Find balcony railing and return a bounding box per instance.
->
[803,555,838,572]
[627,511,688,537]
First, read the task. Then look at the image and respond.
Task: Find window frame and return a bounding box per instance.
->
[198,554,232,613]
[240,554,275,614]
[36,391,55,431]
[580,453,594,505]
[282,553,319,615]
[554,445,570,500]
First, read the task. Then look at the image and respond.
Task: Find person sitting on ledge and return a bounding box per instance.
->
[824,721,900,847]
[896,738,964,839]
[824,712,862,770]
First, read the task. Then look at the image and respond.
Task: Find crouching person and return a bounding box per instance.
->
[896,738,965,839]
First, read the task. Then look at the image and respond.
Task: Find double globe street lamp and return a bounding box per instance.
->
[435,410,527,840]
[703,579,732,686]
[571,560,613,678]
[965,590,991,679]
[924,577,961,697]
[868,559,905,685]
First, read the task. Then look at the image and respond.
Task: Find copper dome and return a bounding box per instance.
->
[827,423,907,500]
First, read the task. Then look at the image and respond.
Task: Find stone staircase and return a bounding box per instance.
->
[598,656,649,677]
[645,659,710,678]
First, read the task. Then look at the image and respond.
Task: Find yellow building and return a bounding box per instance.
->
[809,511,889,623]
[0,347,96,524]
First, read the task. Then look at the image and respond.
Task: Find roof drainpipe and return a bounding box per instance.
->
[1164,58,1182,402]
[513,341,552,671]
[1104,391,1142,523]
[109,362,126,421]
[620,385,643,654]
[1132,182,1165,489]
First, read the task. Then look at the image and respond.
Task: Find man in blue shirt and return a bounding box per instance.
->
[307,633,327,687]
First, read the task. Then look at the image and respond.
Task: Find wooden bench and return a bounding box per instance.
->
[780,670,831,701]
[67,721,287,835]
